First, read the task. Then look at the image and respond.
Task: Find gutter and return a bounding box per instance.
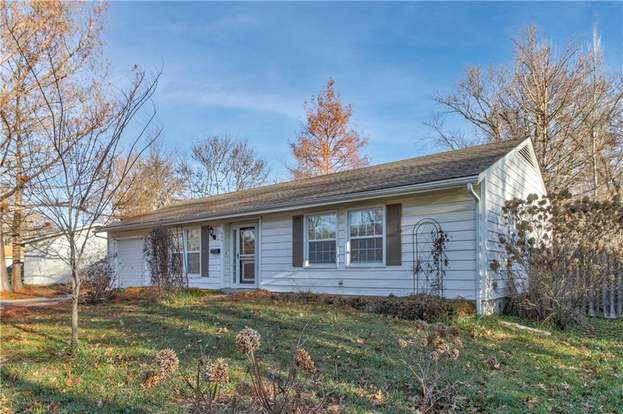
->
[103,175,479,233]
[23,225,103,245]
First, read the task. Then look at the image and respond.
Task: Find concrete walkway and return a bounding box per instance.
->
[0,294,72,310]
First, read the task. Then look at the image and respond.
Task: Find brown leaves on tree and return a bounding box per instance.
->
[290,79,368,178]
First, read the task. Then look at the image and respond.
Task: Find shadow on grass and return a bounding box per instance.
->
[17,295,621,413]
[2,297,411,410]
[7,321,67,346]
[0,370,149,413]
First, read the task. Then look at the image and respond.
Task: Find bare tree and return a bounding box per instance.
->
[0,1,106,291]
[113,142,187,218]
[580,26,623,198]
[30,69,160,349]
[184,136,269,197]
[428,26,623,196]
[289,79,368,178]
[0,200,8,291]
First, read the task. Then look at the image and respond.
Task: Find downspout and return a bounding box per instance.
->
[466,183,482,315]
[466,183,479,201]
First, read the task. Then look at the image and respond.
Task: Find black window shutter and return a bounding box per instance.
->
[201,226,210,277]
[292,215,304,267]
[386,204,402,266]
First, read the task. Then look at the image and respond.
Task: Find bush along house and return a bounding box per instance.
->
[102,138,546,314]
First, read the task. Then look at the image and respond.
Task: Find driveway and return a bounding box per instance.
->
[0,294,72,310]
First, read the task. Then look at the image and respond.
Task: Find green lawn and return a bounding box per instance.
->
[1,291,622,413]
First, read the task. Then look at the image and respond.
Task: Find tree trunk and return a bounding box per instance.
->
[70,245,80,349]
[591,130,599,198]
[11,184,23,290]
[0,209,11,292]
[11,133,24,291]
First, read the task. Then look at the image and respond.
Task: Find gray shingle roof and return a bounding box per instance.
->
[105,139,523,231]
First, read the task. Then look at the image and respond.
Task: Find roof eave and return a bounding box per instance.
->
[103,175,479,233]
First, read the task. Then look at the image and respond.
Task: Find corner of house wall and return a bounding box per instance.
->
[469,178,489,315]
[477,178,491,315]
[480,297,506,315]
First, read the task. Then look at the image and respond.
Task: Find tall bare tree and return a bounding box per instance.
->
[428,26,623,196]
[184,136,269,197]
[0,200,8,291]
[113,142,187,218]
[0,1,105,291]
[30,69,160,349]
[580,26,623,197]
[289,79,368,178]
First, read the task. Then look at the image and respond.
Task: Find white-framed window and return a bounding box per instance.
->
[305,212,337,265]
[171,229,184,271]
[348,207,384,265]
[184,228,201,275]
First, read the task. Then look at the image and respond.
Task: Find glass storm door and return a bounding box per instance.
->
[235,226,256,285]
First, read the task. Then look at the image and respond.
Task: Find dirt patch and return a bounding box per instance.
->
[111,287,158,303]
[0,300,70,319]
[112,287,221,304]
[0,284,71,300]
[215,289,274,302]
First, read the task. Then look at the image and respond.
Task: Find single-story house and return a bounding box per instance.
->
[103,138,546,314]
[23,228,108,285]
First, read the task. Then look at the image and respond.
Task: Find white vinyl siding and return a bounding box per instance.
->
[259,189,478,299]
[188,224,224,290]
[111,225,225,290]
[481,143,547,306]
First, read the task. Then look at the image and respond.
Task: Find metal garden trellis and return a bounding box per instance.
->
[412,218,448,297]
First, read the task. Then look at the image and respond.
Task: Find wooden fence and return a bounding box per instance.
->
[586,260,623,319]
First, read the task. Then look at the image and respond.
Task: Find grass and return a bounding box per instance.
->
[1,290,622,413]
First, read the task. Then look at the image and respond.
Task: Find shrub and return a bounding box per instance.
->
[80,256,116,304]
[492,192,623,328]
[144,227,187,296]
[270,292,474,322]
[398,321,463,412]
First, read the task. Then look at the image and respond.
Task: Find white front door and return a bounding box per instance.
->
[233,225,257,286]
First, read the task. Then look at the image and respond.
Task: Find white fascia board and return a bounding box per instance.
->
[106,175,479,233]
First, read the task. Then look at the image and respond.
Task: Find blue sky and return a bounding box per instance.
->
[105,1,623,180]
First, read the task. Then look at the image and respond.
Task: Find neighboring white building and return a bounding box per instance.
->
[23,228,108,285]
[103,139,546,314]
[3,245,12,267]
